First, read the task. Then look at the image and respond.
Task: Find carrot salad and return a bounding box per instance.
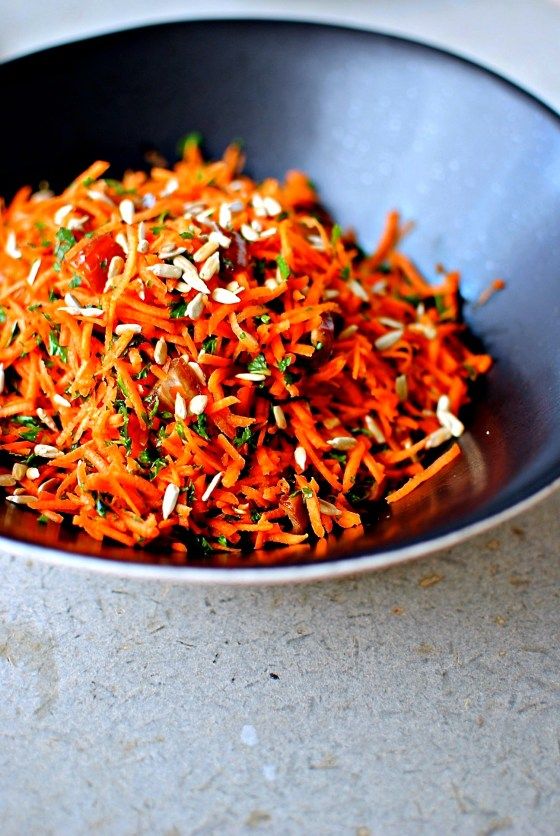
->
[0,138,492,557]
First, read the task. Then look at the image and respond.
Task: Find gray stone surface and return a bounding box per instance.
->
[1,490,559,834]
[1,2,560,833]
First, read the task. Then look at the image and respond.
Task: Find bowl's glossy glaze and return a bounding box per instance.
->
[1,20,560,582]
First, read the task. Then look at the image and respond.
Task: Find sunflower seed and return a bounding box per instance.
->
[119,198,135,224]
[26,467,40,481]
[154,338,167,365]
[185,292,205,320]
[53,394,71,408]
[87,189,114,206]
[137,221,149,253]
[5,231,21,259]
[0,475,16,487]
[374,329,403,351]
[272,405,287,430]
[425,426,453,449]
[235,373,267,382]
[201,472,223,503]
[251,194,267,217]
[240,223,259,242]
[199,252,220,281]
[6,495,36,506]
[115,323,142,336]
[212,287,240,305]
[175,393,187,420]
[37,408,57,431]
[161,177,179,196]
[323,289,340,300]
[162,483,180,520]
[209,230,231,248]
[177,260,210,294]
[348,280,369,302]
[318,499,342,517]
[218,203,232,227]
[115,232,129,254]
[294,446,307,470]
[189,394,208,416]
[259,227,277,239]
[108,255,124,279]
[148,263,182,279]
[0,364,4,394]
[54,204,73,225]
[396,374,408,401]
[193,239,219,263]
[338,324,358,340]
[34,444,62,459]
[378,316,403,329]
[365,415,385,444]
[327,436,357,451]
[12,463,28,480]
[67,216,88,231]
[263,196,282,217]
[187,360,207,385]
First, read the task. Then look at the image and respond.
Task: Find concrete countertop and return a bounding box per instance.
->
[1,2,559,833]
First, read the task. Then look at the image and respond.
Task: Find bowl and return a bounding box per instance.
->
[1,19,560,583]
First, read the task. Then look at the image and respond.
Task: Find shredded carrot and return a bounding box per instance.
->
[0,140,492,560]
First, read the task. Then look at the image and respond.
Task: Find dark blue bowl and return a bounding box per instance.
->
[1,20,559,581]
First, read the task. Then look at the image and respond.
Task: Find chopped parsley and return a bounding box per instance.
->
[37,515,49,525]
[170,301,189,318]
[202,335,218,354]
[179,229,196,240]
[135,364,151,380]
[247,353,268,374]
[435,295,447,316]
[69,275,82,289]
[254,313,271,325]
[192,414,210,440]
[0,308,6,324]
[19,426,40,442]
[216,535,229,548]
[233,426,254,448]
[250,509,262,522]
[177,131,203,157]
[53,227,77,268]
[47,330,68,363]
[103,178,136,195]
[278,356,292,373]
[276,254,291,281]
[331,224,342,246]
[340,265,351,280]
[95,496,110,517]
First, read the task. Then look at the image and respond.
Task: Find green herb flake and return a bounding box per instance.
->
[37,514,49,525]
[20,426,41,442]
[135,364,151,380]
[276,254,291,281]
[278,356,292,373]
[69,275,82,289]
[53,227,77,265]
[170,301,189,319]
[0,308,7,324]
[95,496,110,517]
[254,313,271,325]
[177,131,203,157]
[179,229,196,240]
[202,335,218,354]
[103,178,136,196]
[340,265,351,280]
[250,509,262,522]
[434,295,447,316]
[234,426,254,448]
[47,330,68,363]
[216,535,228,548]
[175,421,187,441]
[331,224,343,246]
[192,414,209,440]
[247,353,268,374]
[116,375,129,398]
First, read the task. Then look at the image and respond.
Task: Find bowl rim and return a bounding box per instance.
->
[1,17,560,584]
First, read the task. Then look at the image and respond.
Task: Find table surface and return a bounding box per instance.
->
[1,2,560,834]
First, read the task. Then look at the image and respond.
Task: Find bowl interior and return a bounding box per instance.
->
[1,20,560,573]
